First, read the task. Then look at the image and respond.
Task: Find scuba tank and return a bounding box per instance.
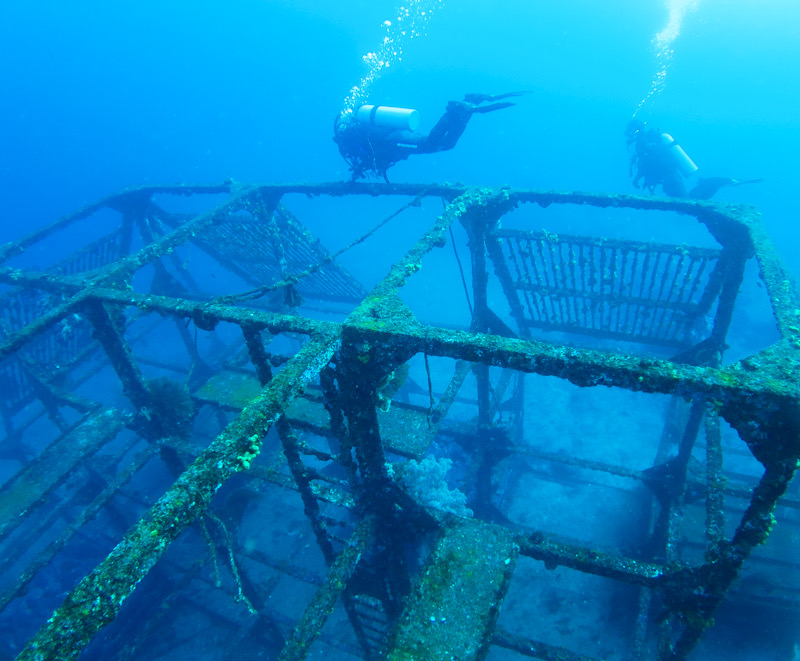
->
[357,105,420,131]
[660,133,699,177]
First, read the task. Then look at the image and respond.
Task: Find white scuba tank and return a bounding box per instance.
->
[357,105,420,131]
[660,133,699,177]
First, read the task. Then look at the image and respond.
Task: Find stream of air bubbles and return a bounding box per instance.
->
[341,0,444,118]
[634,0,700,117]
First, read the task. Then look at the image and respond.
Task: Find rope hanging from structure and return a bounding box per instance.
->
[444,194,473,316]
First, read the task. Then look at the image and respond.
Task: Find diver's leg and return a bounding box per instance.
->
[423,99,514,153]
[422,101,473,153]
[662,171,688,198]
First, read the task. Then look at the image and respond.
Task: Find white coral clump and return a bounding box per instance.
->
[401,456,473,518]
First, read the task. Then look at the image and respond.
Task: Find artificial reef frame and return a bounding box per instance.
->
[0,181,797,661]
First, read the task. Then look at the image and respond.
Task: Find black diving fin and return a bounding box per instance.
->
[463,91,531,105]
[471,101,516,113]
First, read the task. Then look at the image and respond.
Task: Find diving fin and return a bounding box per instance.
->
[463,91,530,104]
[689,177,763,200]
[471,101,515,114]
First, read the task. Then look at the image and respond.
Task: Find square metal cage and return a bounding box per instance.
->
[0,182,798,661]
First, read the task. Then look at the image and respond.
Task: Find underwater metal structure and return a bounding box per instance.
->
[0,181,798,660]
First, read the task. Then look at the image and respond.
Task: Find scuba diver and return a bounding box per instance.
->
[334,92,524,182]
[625,119,762,200]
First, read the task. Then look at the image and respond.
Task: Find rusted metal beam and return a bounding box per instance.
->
[277,516,376,661]
[0,437,153,614]
[704,412,726,557]
[0,293,85,362]
[0,409,128,543]
[518,531,664,587]
[342,316,798,433]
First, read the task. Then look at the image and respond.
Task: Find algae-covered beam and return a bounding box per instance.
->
[707,250,748,350]
[0,438,154,614]
[82,300,155,424]
[508,191,753,251]
[431,359,471,424]
[485,231,531,339]
[704,413,725,557]
[0,265,87,296]
[336,325,398,515]
[463,197,493,430]
[351,187,517,309]
[745,205,800,342]
[0,409,128,543]
[508,188,717,213]
[275,418,335,564]
[89,188,277,287]
[353,310,800,460]
[386,518,518,661]
[518,531,664,587]
[658,457,798,660]
[0,183,233,265]
[242,324,274,386]
[347,317,798,424]
[250,181,466,200]
[278,516,376,661]
[81,287,340,337]
[0,199,116,265]
[0,292,86,363]
[16,329,340,661]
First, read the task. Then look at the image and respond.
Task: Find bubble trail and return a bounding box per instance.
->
[634,0,700,117]
[341,0,444,118]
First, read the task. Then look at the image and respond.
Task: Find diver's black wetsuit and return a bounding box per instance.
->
[627,123,688,197]
[334,93,519,182]
[626,120,762,200]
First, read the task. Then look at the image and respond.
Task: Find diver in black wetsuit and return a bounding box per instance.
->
[625,119,762,200]
[334,92,523,182]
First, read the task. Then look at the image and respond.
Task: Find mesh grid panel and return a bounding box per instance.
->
[498,229,721,347]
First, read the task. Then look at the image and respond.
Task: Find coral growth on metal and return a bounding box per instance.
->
[0,181,797,660]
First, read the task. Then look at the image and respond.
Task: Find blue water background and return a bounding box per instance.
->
[1,0,799,280]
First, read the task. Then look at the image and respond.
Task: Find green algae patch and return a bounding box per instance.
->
[194,371,263,410]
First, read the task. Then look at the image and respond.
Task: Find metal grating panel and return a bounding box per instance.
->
[0,289,93,418]
[185,204,367,304]
[52,230,125,277]
[498,228,722,347]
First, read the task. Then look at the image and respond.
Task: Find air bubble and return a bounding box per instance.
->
[633,0,700,118]
[341,0,444,115]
